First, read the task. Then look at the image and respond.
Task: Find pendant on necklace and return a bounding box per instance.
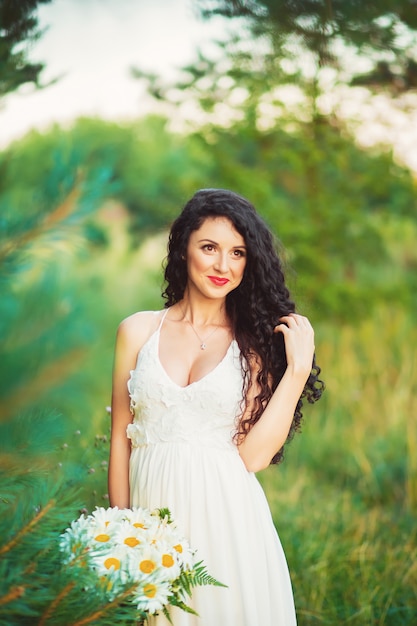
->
[200,343,207,350]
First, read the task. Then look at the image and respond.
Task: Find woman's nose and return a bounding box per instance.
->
[214,252,229,273]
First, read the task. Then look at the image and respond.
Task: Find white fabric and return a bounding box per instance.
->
[127,310,297,626]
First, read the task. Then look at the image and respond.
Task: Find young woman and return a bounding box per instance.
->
[109,188,324,625]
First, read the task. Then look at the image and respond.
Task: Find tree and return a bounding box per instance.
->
[195,0,417,92]
[0,130,114,458]
[0,0,52,98]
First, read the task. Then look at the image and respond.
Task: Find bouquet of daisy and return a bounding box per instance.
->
[59,506,223,622]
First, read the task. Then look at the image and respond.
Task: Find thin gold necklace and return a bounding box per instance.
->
[180,305,220,350]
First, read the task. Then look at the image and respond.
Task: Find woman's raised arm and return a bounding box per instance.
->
[238,313,315,473]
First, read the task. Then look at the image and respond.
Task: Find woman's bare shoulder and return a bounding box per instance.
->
[117,309,165,346]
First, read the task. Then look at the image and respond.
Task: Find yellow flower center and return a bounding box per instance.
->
[174,544,183,553]
[95,534,110,542]
[133,522,145,528]
[144,583,157,598]
[140,559,156,574]
[104,557,120,570]
[162,554,175,568]
[124,537,140,548]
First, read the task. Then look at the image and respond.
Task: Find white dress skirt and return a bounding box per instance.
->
[127,310,297,626]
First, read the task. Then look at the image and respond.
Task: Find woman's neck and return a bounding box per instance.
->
[178,290,228,327]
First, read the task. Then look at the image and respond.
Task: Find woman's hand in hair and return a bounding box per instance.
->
[274,314,315,380]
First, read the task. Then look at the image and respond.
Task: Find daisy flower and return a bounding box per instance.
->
[113,519,147,551]
[124,507,158,532]
[158,525,195,570]
[131,577,172,614]
[126,544,167,582]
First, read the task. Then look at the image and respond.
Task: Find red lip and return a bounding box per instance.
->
[208,276,230,286]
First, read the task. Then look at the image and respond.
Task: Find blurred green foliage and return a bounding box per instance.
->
[188,118,417,319]
[0,137,114,499]
[2,114,416,323]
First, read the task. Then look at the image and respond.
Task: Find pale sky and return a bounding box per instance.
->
[0,0,227,145]
[1,0,416,172]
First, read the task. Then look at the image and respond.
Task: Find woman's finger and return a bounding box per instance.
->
[276,314,311,329]
[273,323,289,334]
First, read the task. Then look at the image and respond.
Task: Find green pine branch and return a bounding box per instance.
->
[0,499,55,557]
[0,184,82,263]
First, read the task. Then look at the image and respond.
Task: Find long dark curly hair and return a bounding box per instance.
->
[162,188,324,463]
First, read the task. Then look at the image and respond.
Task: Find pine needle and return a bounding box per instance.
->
[0,585,25,607]
[70,585,141,626]
[38,582,75,626]
[0,499,55,556]
[0,185,81,262]
[0,348,87,422]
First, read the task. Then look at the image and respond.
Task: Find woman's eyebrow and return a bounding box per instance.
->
[197,238,247,249]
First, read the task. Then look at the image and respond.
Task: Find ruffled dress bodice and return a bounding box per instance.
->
[127,330,243,451]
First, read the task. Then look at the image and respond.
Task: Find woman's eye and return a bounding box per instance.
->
[233,249,246,257]
[203,244,215,251]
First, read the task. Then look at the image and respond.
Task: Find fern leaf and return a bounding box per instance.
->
[179,561,227,592]
[161,605,174,623]
[166,596,198,616]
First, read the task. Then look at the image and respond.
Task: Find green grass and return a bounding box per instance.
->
[259,308,417,625]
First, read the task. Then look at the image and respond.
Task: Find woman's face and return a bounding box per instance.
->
[185,216,247,300]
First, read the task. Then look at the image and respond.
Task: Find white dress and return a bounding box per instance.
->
[127,310,297,626]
